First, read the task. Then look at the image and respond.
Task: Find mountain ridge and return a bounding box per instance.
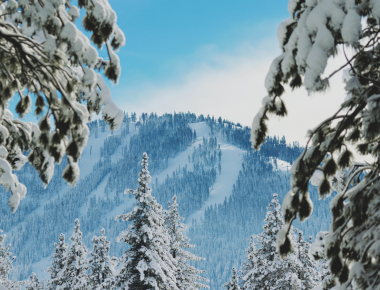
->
[0,112,331,289]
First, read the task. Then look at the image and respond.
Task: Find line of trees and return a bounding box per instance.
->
[1,154,209,290]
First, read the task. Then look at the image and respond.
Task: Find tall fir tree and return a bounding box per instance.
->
[294,231,319,289]
[223,267,241,290]
[309,232,336,290]
[65,219,88,290]
[164,195,209,290]
[88,229,115,290]
[115,153,179,290]
[241,193,302,290]
[25,273,42,290]
[47,233,69,289]
[0,230,18,290]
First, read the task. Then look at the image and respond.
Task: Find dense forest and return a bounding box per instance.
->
[0,112,332,289]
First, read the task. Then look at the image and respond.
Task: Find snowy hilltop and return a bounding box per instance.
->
[0,112,333,289]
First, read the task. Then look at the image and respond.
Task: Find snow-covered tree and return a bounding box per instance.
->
[88,229,115,290]
[25,272,42,290]
[241,193,302,290]
[309,232,336,290]
[115,153,179,290]
[223,267,240,290]
[251,0,380,288]
[0,230,18,290]
[65,219,88,289]
[0,0,125,212]
[295,231,319,289]
[164,195,209,290]
[47,233,69,289]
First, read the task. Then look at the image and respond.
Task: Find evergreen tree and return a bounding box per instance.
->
[309,232,335,290]
[47,234,69,289]
[88,229,115,290]
[65,219,88,289]
[0,230,18,289]
[223,268,240,290]
[115,153,178,290]
[250,0,380,288]
[25,273,42,290]
[165,195,209,290]
[241,193,302,290]
[294,231,319,289]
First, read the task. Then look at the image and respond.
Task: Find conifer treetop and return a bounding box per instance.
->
[223,267,241,290]
[88,228,115,290]
[47,233,69,288]
[115,153,179,290]
[65,219,89,290]
[165,195,209,290]
[0,229,16,289]
[242,193,304,290]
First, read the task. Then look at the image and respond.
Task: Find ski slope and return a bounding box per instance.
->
[23,120,291,281]
[186,123,245,227]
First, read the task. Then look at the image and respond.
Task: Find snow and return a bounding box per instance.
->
[68,5,80,20]
[78,122,138,217]
[342,9,361,45]
[305,45,327,90]
[82,68,96,89]
[93,2,107,22]
[269,158,291,171]
[102,101,124,130]
[288,0,299,16]
[277,19,295,47]
[306,0,343,33]
[185,123,245,227]
[112,25,126,50]
[265,54,285,92]
[0,146,8,158]
[31,256,51,281]
[315,26,334,52]
[43,35,57,58]
[60,22,77,43]
[83,46,99,67]
[296,26,312,70]
[310,169,324,186]
[15,120,291,282]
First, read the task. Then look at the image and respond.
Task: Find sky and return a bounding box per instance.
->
[10,0,348,146]
[100,0,348,146]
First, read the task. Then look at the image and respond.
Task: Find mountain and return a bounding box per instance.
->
[0,112,333,289]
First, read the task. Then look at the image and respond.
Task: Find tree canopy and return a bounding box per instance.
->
[0,0,125,212]
[251,0,380,289]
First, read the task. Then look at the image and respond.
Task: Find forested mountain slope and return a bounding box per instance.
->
[0,113,333,289]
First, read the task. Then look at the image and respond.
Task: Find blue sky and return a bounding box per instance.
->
[104,1,346,145]
[10,0,347,144]
[110,0,288,85]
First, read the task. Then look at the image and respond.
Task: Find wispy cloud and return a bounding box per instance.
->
[117,40,348,145]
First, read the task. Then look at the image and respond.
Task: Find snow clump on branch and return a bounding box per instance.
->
[0,0,126,211]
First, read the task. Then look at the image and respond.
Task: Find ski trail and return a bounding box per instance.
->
[185,134,244,228]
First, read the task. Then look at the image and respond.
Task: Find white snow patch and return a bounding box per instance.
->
[269,157,291,171]
[185,123,245,227]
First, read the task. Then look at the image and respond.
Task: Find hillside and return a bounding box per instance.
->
[0,113,333,289]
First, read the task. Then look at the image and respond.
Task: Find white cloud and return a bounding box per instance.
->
[118,40,349,146]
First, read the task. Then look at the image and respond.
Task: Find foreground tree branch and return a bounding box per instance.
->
[251,0,380,289]
[0,0,126,212]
